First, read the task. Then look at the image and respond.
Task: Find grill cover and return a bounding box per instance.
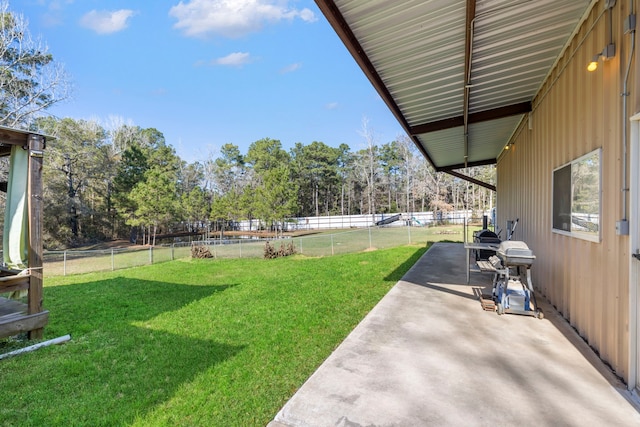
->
[497,241,535,266]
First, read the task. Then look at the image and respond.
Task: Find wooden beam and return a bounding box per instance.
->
[27,134,46,339]
[0,311,49,339]
[0,126,52,147]
[0,129,29,146]
[445,169,496,192]
[0,275,30,294]
[409,102,531,135]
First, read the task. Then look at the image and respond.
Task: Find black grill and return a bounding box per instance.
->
[474,229,500,260]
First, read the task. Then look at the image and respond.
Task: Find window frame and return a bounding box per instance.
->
[551,148,602,243]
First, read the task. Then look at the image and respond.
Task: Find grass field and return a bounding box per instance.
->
[42,223,479,277]
[0,244,428,426]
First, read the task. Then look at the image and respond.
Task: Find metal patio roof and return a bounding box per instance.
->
[315,0,594,181]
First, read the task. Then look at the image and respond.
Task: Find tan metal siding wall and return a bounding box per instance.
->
[497,1,635,381]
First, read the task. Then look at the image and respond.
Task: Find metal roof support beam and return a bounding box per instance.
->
[463,0,477,167]
[437,158,497,173]
[445,169,496,192]
[409,102,532,135]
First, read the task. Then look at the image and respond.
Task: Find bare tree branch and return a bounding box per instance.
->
[0,0,71,128]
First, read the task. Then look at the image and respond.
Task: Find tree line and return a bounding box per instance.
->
[0,0,495,248]
[25,116,494,248]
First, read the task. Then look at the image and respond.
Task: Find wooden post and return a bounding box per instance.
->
[27,134,45,339]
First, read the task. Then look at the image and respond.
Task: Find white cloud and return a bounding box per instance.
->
[213,52,253,67]
[298,7,315,22]
[280,62,301,74]
[169,0,317,38]
[325,102,339,110]
[80,9,136,34]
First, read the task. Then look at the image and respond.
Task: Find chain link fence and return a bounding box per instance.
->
[42,220,485,277]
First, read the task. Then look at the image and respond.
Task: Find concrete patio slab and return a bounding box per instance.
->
[268,242,640,426]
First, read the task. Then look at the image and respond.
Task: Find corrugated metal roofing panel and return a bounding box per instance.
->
[345,0,468,126]
[415,114,524,167]
[416,127,465,168]
[469,0,591,114]
[467,115,524,161]
[319,0,594,170]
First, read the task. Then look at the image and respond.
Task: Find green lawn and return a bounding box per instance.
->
[0,244,428,426]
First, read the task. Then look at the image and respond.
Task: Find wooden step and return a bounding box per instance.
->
[479,294,496,311]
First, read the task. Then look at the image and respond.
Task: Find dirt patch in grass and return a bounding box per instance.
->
[73,240,139,250]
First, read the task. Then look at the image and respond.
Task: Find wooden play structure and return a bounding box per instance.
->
[0,126,48,339]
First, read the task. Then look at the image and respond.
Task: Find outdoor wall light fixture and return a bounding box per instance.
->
[588,43,616,71]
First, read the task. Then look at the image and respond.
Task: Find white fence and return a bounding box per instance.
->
[233,210,481,231]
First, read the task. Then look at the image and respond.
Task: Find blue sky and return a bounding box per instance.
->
[18,0,405,163]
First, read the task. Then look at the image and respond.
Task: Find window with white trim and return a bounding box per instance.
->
[552,149,601,242]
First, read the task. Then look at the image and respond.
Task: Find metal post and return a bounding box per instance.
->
[407,222,411,244]
[63,251,67,276]
[299,237,303,254]
[171,244,174,261]
[239,240,242,258]
[463,217,467,244]
[149,246,153,264]
[331,234,334,255]
[369,227,372,249]
[111,248,114,271]
[466,245,470,284]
